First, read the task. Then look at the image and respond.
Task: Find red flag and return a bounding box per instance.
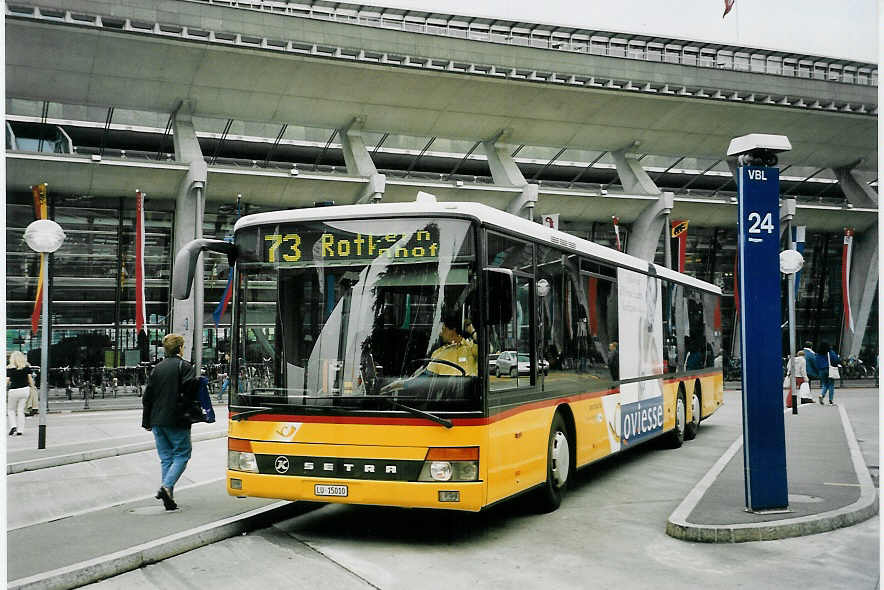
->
[722,0,735,18]
[612,216,622,252]
[733,250,739,318]
[670,220,689,273]
[135,190,147,335]
[587,277,598,336]
[30,184,48,334]
[842,228,855,333]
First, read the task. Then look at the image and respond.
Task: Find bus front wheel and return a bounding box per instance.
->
[537,412,571,512]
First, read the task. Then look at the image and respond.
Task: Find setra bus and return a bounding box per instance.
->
[173,193,723,512]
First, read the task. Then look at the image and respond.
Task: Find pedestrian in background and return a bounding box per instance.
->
[817,343,840,405]
[6,351,35,436]
[802,341,819,390]
[141,333,198,510]
[784,350,811,407]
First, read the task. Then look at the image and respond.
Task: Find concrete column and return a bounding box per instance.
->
[169,101,208,364]
[625,192,673,262]
[339,121,385,204]
[832,161,878,208]
[832,161,878,356]
[841,226,878,357]
[611,149,661,196]
[482,140,537,220]
[610,149,669,263]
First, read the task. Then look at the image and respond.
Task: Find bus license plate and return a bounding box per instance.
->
[315,484,348,497]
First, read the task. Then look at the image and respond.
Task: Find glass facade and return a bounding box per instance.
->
[5,190,877,380]
[5,191,266,376]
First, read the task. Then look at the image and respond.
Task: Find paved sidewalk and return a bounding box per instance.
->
[667,401,878,542]
[7,483,314,587]
[6,410,228,473]
[5,409,312,590]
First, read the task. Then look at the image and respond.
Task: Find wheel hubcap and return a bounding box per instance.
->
[691,394,700,426]
[676,397,685,435]
[551,431,570,488]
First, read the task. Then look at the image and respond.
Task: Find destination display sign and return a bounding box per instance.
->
[259,226,441,264]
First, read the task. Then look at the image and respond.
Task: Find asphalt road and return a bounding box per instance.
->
[68,387,879,590]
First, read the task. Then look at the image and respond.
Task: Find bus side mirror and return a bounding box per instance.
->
[172,239,237,300]
[483,267,514,325]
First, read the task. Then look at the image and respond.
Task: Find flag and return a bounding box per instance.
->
[612,216,622,252]
[213,195,242,327]
[212,271,234,327]
[670,220,689,273]
[135,190,147,335]
[587,277,598,336]
[733,250,739,318]
[722,0,735,18]
[842,228,855,333]
[30,184,49,334]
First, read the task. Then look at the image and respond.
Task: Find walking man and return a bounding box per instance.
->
[142,333,198,510]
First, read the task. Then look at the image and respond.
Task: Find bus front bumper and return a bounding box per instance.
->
[227,471,486,511]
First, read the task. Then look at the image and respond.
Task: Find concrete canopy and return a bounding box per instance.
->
[6,19,878,174]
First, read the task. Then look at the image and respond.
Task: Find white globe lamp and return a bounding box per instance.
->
[24,219,66,253]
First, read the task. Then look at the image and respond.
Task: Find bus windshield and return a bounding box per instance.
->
[233,217,480,413]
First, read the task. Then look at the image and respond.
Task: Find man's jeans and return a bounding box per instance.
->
[153,426,192,491]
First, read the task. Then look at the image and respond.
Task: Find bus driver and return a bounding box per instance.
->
[427,310,478,377]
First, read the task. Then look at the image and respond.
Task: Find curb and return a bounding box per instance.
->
[666,404,878,542]
[7,430,227,474]
[7,501,314,590]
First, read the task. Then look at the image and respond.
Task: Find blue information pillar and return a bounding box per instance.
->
[737,165,788,511]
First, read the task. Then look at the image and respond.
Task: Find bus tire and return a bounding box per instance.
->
[664,389,686,449]
[685,385,701,441]
[537,412,571,512]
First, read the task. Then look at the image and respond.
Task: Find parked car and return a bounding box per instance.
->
[488,352,500,375]
[494,351,549,377]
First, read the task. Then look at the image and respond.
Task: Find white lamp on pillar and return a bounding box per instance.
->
[24,218,65,449]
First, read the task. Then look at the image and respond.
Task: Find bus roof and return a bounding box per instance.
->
[234,197,721,294]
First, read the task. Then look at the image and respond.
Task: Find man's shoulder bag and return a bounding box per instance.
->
[176,359,208,424]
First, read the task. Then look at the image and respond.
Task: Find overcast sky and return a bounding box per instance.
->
[371,0,879,62]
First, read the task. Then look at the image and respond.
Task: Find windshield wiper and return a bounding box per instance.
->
[384,399,453,429]
[231,398,453,428]
[230,406,274,421]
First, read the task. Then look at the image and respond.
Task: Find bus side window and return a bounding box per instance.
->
[486,232,534,391]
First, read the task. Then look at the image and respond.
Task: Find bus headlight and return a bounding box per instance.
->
[418,447,479,482]
[228,450,259,473]
[429,461,452,481]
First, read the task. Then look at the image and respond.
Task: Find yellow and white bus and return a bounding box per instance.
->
[174,193,723,512]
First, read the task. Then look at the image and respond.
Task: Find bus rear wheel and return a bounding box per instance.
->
[664,389,686,449]
[685,387,701,441]
[537,412,571,512]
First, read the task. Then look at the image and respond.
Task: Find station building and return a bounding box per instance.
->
[5,0,879,379]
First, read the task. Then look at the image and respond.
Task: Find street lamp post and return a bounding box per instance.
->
[24,218,66,449]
